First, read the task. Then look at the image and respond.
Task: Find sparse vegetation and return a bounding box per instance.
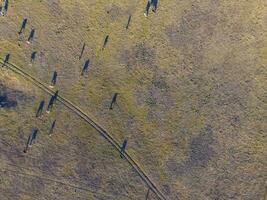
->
[0,0,266,200]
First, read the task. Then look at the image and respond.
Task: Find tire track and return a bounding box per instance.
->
[0,60,168,200]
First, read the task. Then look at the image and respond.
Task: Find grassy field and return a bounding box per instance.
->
[0,0,266,199]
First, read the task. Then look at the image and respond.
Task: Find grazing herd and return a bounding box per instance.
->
[1,1,161,199]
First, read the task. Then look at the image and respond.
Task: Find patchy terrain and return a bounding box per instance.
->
[0,0,266,200]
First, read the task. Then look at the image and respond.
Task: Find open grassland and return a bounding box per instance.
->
[0,0,267,199]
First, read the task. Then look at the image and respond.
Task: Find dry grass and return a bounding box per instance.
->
[0,0,266,199]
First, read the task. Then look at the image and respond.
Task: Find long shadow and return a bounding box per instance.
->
[79,43,86,60]
[46,90,59,112]
[2,53,10,67]
[47,95,55,112]
[109,93,118,110]
[4,0,8,13]
[144,0,151,16]
[18,18,27,35]
[120,139,128,158]
[27,28,35,43]
[126,15,132,30]
[81,59,91,75]
[144,0,158,16]
[36,100,45,117]
[102,35,109,50]
[152,0,158,12]
[30,129,38,144]
[31,51,37,62]
[23,128,38,153]
[53,90,59,101]
[48,120,56,135]
[51,71,57,86]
